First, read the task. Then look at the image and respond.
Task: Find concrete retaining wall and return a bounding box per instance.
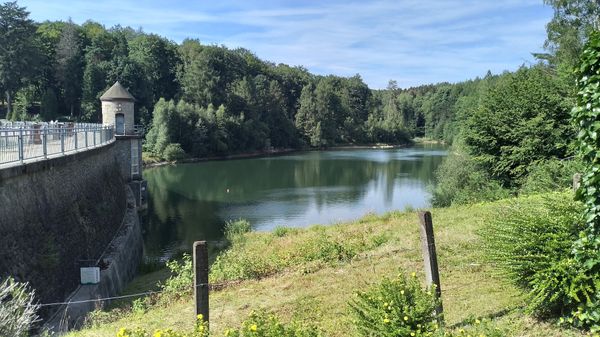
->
[44,186,143,332]
[0,141,141,321]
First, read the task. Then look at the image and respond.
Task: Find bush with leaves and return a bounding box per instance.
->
[160,253,193,300]
[349,272,440,337]
[482,193,586,316]
[224,219,252,244]
[520,158,584,195]
[432,142,509,207]
[463,64,573,187]
[163,143,186,161]
[569,30,600,331]
[0,277,39,337]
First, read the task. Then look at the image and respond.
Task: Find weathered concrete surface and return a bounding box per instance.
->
[44,186,143,332]
[0,142,127,314]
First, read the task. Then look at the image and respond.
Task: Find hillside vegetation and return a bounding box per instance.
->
[66,192,586,337]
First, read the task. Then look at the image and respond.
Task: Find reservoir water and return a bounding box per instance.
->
[142,144,447,260]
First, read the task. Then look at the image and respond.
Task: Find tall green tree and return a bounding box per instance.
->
[55,21,84,118]
[464,65,573,186]
[0,1,39,117]
[542,0,600,74]
[129,34,180,102]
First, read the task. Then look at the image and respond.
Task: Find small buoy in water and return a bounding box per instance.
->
[226,188,230,193]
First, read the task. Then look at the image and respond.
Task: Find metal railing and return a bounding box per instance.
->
[0,121,115,167]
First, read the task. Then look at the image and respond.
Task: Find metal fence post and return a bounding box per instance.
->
[18,128,24,163]
[74,127,78,150]
[43,128,48,159]
[85,127,88,148]
[93,128,97,146]
[60,127,65,154]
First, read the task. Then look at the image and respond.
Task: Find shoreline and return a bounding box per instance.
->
[142,142,423,169]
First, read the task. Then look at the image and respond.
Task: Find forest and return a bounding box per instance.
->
[0,0,593,198]
[5,0,600,336]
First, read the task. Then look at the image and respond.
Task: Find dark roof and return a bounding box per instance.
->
[100,82,135,101]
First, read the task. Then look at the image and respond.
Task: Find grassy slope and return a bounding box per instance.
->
[67,193,586,337]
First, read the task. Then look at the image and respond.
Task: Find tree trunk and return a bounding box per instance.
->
[5,91,12,120]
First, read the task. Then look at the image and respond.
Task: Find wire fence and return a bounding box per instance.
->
[0,121,115,167]
[37,281,238,308]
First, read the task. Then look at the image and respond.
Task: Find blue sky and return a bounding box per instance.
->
[19,0,554,89]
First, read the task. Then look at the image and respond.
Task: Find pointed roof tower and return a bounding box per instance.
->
[100,81,135,101]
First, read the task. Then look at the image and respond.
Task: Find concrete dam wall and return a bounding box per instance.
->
[0,142,142,319]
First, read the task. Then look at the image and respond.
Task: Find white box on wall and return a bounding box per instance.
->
[80,267,100,285]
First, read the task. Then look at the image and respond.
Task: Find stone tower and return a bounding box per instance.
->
[100,81,135,135]
[100,82,146,208]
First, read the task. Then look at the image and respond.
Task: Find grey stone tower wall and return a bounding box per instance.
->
[101,100,135,134]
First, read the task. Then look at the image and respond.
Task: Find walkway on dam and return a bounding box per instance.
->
[0,121,115,169]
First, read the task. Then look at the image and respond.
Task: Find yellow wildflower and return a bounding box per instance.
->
[197,314,203,321]
[154,330,163,337]
[411,272,417,277]
[383,318,390,324]
[404,316,409,321]
[249,324,257,331]
[475,319,481,324]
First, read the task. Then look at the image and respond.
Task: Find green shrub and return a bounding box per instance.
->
[0,278,39,337]
[223,310,323,337]
[225,219,252,243]
[569,30,600,332]
[163,143,186,161]
[210,249,279,282]
[520,158,584,195]
[482,193,585,315]
[272,226,296,237]
[160,254,193,300]
[349,272,440,337]
[432,143,509,207]
[210,224,383,283]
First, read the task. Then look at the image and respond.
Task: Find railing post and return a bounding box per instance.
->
[18,128,24,163]
[85,127,88,148]
[93,128,97,146]
[43,128,47,159]
[60,127,65,154]
[74,127,78,150]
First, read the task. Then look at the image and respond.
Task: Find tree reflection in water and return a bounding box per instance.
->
[141,144,447,260]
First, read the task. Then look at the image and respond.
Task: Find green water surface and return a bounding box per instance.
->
[142,145,447,260]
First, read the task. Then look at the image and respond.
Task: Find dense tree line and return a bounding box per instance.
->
[0,0,588,171]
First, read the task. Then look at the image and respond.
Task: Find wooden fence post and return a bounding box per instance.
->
[418,211,444,320]
[193,241,209,326]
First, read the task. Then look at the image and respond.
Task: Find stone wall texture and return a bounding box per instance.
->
[45,186,143,332]
[0,142,130,315]
[101,101,134,134]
